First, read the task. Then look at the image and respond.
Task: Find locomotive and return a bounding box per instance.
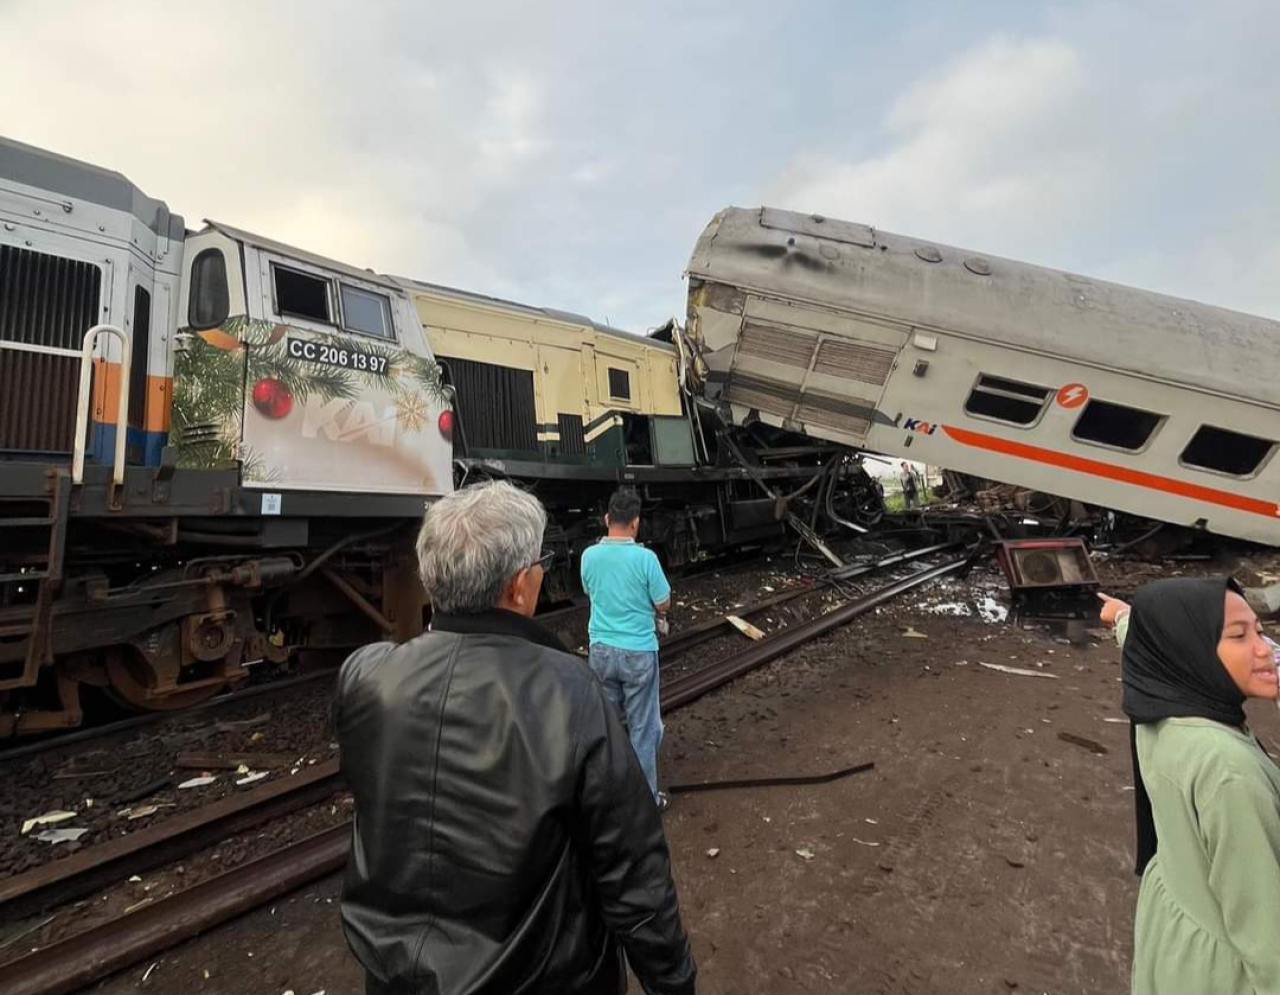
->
[0,138,878,735]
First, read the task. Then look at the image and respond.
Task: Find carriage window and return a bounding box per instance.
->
[273,265,331,323]
[607,368,632,400]
[188,249,229,329]
[1071,399,1163,451]
[964,374,1051,425]
[1180,426,1274,477]
[340,284,394,340]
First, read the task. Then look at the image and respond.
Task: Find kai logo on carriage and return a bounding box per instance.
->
[902,417,939,436]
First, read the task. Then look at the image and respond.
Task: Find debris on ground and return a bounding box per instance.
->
[20,810,77,835]
[795,846,816,861]
[177,775,218,790]
[34,826,90,844]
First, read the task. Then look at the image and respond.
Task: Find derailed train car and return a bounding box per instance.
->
[685,207,1280,546]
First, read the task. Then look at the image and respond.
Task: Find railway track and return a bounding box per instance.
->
[0,546,974,994]
[0,668,339,765]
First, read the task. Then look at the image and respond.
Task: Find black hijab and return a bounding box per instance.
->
[1120,576,1247,875]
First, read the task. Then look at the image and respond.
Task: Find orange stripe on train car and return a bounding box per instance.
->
[90,359,171,432]
[942,424,1280,519]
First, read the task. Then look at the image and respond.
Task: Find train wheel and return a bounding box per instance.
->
[105,648,224,712]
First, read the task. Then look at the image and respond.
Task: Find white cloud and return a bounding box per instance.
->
[762,36,1102,252]
[4,0,1280,330]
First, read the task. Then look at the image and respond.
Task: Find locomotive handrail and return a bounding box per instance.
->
[72,323,131,489]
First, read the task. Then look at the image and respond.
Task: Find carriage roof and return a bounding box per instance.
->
[688,207,1280,408]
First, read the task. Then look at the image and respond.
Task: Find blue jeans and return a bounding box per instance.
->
[587,643,663,800]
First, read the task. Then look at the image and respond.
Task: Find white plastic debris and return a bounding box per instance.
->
[20,810,77,835]
[850,837,881,847]
[142,962,158,982]
[119,803,174,821]
[795,846,816,861]
[129,875,143,883]
[236,771,269,787]
[236,764,251,775]
[178,775,217,789]
[35,827,89,844]
[706,847,720,858]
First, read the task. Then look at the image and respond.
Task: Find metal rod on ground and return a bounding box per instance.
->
[660,554,970,712]
[1,826,351,995]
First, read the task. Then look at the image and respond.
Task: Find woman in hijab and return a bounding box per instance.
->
[1099,579,1280,993]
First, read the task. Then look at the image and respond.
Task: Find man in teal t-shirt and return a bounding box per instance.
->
[581,488,671,810]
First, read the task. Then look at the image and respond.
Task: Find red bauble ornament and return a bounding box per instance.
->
[251,377,293,419]
[437,409,454,439]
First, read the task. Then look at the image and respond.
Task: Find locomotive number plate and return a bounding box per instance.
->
[287,338,390,375]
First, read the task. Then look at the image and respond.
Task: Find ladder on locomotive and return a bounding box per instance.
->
[0,471,72,700]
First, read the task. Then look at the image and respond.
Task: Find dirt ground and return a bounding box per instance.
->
[75,554,1280,995]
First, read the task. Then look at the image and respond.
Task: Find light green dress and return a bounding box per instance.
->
[1116,614,1280,993]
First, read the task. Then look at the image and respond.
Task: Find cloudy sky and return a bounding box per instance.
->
[5,0,1276,332]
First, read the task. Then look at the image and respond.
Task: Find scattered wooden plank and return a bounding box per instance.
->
[977,662,1059,680]
[726,615,766,642]
[175,752,295,771]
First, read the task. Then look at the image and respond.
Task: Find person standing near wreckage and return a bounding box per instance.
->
[899,461,919,509]
[335,481,695,995]
[582,487,672,811]
[1099,582,1280,994]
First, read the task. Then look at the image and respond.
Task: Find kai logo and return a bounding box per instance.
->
[1056,383,1089,409]
[301,397,397,448]
[902,417,939,436]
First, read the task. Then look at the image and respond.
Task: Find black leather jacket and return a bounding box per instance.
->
[335,609,696,995]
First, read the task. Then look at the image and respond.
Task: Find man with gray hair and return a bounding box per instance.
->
[335,480,696,995]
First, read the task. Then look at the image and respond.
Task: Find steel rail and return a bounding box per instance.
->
[0,550,972,994]
[659,541,959,659]
[0,760,342,922]
[660,553,971,712]
[2,825,350,995]
[0,669,339,764]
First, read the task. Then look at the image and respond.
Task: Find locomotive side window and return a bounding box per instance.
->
[0,244,101,351]
[273,264,332,323]
[607,367,632,400]
[339,284,394,340]
[1071,399,1163,451]
[1180,425,1274,477]
[188,249,230,329]
[964,374,1050,426]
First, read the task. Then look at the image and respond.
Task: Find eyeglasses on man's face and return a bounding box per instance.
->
[532,549,555,571]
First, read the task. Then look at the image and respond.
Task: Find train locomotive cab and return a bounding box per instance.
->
[0,138,454,736]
